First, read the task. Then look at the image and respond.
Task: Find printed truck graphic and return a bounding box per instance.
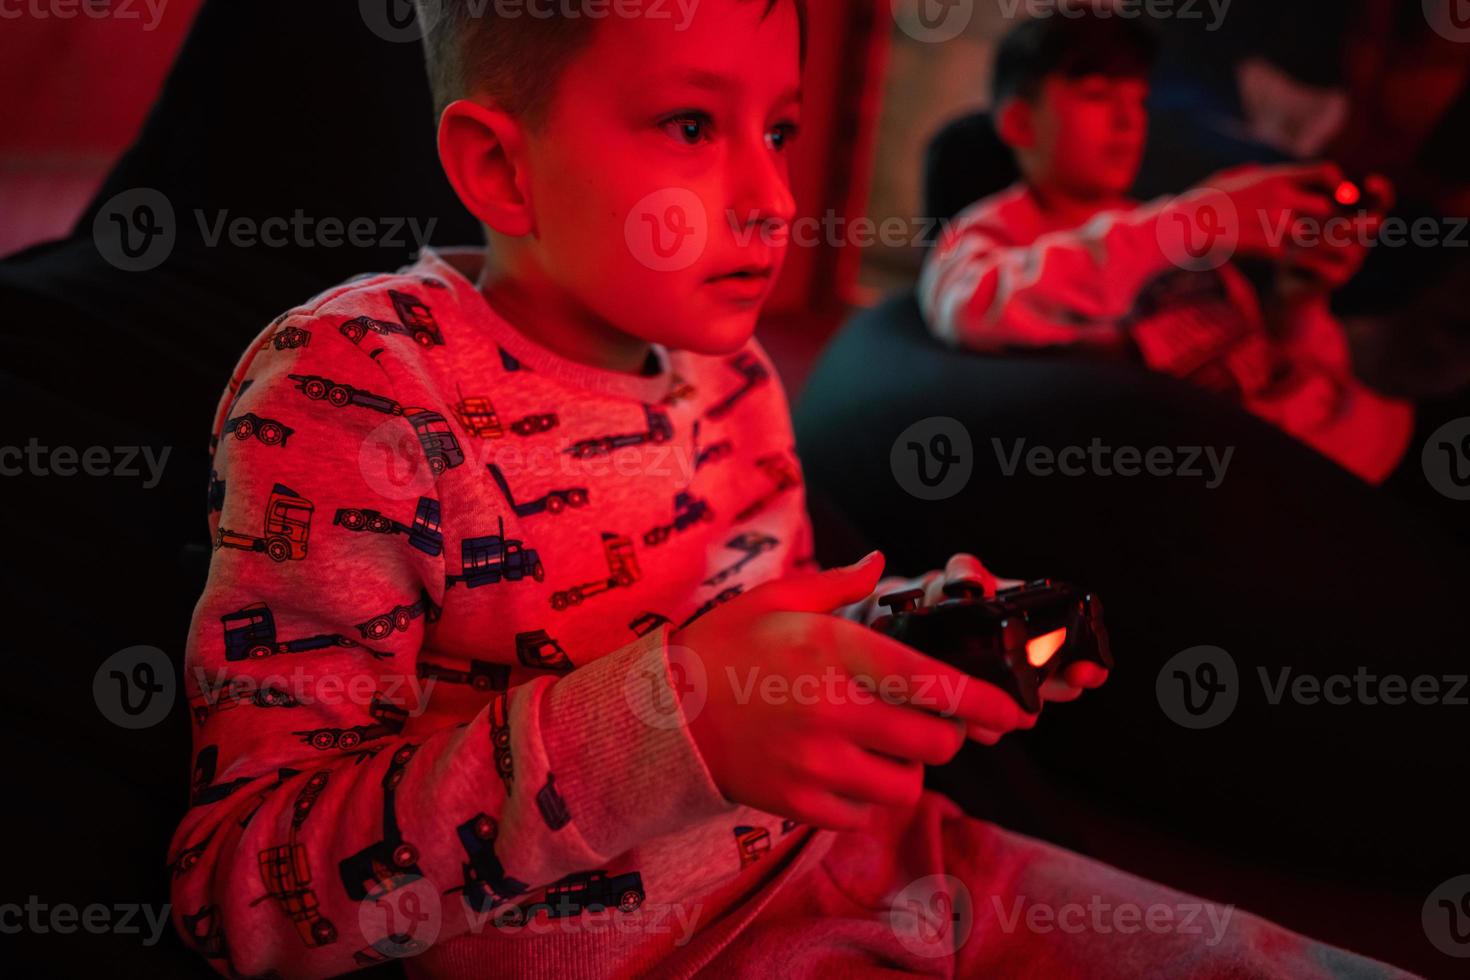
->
[338,290,445,348]
[340,744,423,901]
[565,404,673,459]
[453,392,557,440]
[681,586,743,629]
[734,825,771,867]
[335,496,444,557]
[445,517,545,588]
[214,483,312,562]
[251,771,337,948]
[293,694,409,751]
[704,532,779,587]
[356,589,442,642]
[705,352,769,420]
[419,658,511,692]
[643,491,714,546]
[735,455,801,522]
[516,630,573,673]
[494,870,645,927]
[289,374,464,474]
[220,602,391,662]
[260,324,311,350]
[225,412,294,447]
[190,678,298,726]
[489,463,589,518]
[455,813,530,913]
[550,533,640,610]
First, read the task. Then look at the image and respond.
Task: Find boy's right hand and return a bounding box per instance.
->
[673,551,1038,831]
[1195,162,1347,261]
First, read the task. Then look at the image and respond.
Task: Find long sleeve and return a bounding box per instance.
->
[168,314,734,978]
[918,190,1196,354]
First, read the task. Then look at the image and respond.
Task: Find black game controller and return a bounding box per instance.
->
[871,579,1112,715]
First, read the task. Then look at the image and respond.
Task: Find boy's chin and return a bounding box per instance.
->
[657,304,763,356]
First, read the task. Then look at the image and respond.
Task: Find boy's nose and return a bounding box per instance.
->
[728,139,797,235]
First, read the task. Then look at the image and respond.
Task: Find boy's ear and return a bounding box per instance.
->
[995,98,1035,151]
[438,99,535,238]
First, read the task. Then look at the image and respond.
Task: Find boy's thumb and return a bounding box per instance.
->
[749,551,886,614]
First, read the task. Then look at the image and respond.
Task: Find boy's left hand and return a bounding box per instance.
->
[845,553,1108,743]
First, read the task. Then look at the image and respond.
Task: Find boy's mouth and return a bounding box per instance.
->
[706,265,775,283]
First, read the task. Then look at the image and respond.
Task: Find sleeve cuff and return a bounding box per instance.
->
[538,625,736,861]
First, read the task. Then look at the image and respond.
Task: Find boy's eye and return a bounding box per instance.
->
[767,122,800,152]
[661,113,712,145]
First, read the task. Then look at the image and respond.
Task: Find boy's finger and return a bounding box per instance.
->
[749,551,886,614]
[850,630,1030,732]
[1065,663,1109,688]
[942,553,998,595]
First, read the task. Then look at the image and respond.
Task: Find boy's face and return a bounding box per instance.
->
[518,1,802,356]
[1013,74,1149,200]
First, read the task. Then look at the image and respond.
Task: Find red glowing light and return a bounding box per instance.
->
[1026,628,1067,668]
[1334,181,1361,208]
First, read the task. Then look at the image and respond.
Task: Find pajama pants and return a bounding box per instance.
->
[654,792,1418,979]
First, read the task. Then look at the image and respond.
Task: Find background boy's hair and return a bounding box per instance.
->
[990,3,1160,107]
[418,0,808,125]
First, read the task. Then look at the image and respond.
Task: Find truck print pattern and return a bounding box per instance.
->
[173,254,812,976]
[252,771,337,948]
[334,496,444,557]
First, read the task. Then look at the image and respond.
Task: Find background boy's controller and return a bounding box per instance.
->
[871,579,1112,714]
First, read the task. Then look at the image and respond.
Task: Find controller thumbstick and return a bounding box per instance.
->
[877,589,926,615]
[942,581,986,601]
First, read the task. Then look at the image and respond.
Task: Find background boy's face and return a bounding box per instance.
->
[521,1,801,356]
[1017,74,1149,199]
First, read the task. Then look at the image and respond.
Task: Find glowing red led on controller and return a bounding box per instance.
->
[1334,181,1362,208]
[1025,627,1068,668]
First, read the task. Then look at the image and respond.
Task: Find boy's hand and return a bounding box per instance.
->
[674,552,1038,831]
[1278,174,1393,295]
[1196,162,1345,261]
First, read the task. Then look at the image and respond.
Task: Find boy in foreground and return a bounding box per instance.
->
[919,8,1414,484]
[169,2,1413,976]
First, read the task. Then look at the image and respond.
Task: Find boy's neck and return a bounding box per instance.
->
[477,256,657,377]
[1027,181,1133,229]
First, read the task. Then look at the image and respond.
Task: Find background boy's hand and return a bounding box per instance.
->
[1196,162,1346,262]
[674,552,1040,831]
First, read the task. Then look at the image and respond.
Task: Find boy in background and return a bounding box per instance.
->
[168,2,1410,976]
[920,5,1414,484]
